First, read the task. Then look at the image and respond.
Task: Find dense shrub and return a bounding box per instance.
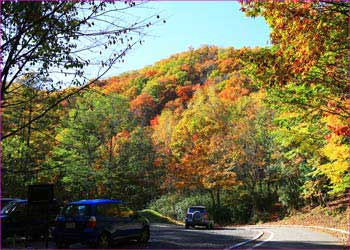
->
[148,193,212,221]
[148,192,252,224]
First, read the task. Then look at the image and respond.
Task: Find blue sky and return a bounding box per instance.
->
[107,1,271,76]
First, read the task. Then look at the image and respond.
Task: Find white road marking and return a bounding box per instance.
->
[307,225,349,234]
[247,230,274,250]
[225,228,264,249]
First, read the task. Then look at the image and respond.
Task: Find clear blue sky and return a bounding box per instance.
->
[107,1,271,76]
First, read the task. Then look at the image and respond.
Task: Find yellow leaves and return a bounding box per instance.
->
[322,111,342,126]
[321,138,348,162]
[319,128,349,191]
[319,161,348,186]
[278,111,300,120]
[55,128,69,144]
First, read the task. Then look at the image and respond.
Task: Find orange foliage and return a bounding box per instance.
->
[220,86,250,102]
[143,69,158,78]
[218,58,240,73]
[180,64,191,72]
[130,93,157,123]
[175,85,199,102]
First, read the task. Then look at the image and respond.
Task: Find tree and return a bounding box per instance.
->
[117,127,161,209]
[240,0,350,197]
[130,93,157,126]
[169,86,237,208]
[42,91,132,200]
[2,74,65,197]
[1,1,164,139]
[241,0,349,124]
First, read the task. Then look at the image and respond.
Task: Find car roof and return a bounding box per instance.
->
[1,198,24,201]
[3,199,27,203]
[69,199,125,205]
[189,206,206,209]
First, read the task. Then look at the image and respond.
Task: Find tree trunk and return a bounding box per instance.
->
[210,190,216,208]
[108,132,113,197]
[216,189,221,209]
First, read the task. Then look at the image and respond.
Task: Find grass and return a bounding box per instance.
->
[138,209,184,225]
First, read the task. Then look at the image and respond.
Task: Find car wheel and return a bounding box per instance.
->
[97,232,111,248]
[185,224,189,229]
[138,227,150,245]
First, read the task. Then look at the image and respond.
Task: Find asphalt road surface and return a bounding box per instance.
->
[2,223,345,249]
[236,225,345,250]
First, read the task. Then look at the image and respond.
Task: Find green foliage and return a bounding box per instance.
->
[138,209,183,225]
[4,1,349,225]
[148,193,212,221]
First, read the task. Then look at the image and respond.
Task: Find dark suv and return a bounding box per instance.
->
[185,206,213,229]
[1,199,60,239]
[52,199,150,248]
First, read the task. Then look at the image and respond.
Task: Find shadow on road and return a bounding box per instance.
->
[2,224,345,250]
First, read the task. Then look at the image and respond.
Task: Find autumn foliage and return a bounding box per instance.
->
[3,1,349,222]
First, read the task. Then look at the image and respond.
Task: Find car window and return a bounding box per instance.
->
[118,204,134,218]
[188,207,205,213]
[63,205,90,217]
[1,200,13,209]
[1,201,16,215]
[96,203,119,217]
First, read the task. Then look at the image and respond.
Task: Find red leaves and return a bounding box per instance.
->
[153,157,162,167]
[175,85,199,102]
[150,115,159,127]
[328,125,350,137]
[130,93,157,123]
[130,93,156,111]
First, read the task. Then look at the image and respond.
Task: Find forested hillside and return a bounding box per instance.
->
[2,1,349,224]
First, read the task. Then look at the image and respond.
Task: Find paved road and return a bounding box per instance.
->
[2,224,345,249]
[237,225,344,250]
[141,223,256,249]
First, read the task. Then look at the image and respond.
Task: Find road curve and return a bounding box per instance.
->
[238,225,344,250]
[144,223,258,249]
[2,223,345,249]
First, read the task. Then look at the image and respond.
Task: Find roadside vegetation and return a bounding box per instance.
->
[139,209,183,225]
[274,206,348,232]
[2,1,349,225]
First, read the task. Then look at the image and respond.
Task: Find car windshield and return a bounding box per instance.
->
[188,207,205,213]
[1,199,14,208]
[63,204,90,217]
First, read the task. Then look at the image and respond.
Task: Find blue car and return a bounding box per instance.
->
[52,199,150,248]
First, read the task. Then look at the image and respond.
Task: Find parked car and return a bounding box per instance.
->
[1,198,22,210]
[1,199,61,239]
[52,199,150,248]
[185,206,213,229]
[1,198,23,214]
